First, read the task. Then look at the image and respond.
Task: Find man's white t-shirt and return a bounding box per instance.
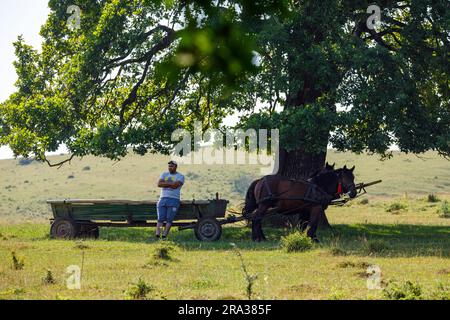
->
[159,172,185,199]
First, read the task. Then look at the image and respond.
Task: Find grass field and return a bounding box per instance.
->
[0,150,449,300]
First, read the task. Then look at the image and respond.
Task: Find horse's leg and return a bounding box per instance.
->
[306,206,322,243]
[297,210,310,232]
[252,204,269,242]
[251,207,262,241]
[258,219,267,241]
[299,219,309,232]
[251,218,258,241]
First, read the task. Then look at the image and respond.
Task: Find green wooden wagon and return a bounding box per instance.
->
[47,195,230,241]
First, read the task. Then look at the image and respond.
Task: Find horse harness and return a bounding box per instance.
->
[256,171,350,211]
[257,176,333,207]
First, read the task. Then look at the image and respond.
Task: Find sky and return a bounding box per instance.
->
[0,0,58,159]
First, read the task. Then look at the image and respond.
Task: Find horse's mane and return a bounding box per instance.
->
[309,171,338,190]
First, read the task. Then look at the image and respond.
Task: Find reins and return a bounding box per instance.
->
[256,175,334,206]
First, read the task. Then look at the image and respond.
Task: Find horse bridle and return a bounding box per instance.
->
[336,170,355,196]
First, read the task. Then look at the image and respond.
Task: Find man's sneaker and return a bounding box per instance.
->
[155,234,161,239]
[162,235,167,240]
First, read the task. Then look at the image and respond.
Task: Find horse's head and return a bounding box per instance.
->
[336,165,357,198]
[325,162,335,171]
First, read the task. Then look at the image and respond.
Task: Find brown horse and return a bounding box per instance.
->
[243,165,357,242]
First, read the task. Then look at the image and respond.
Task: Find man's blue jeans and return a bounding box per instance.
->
[157,197,180,223]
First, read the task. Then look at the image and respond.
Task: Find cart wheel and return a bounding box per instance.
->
[194,218,222,242]
[79,224,99,239]
[50,218,80,239]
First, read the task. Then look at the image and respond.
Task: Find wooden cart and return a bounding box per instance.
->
[47,195,229,241]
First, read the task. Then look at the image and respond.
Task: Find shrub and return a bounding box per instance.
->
[153,242,176,261]
[427,194,440,203]
[280,232,313,253]
[438,200,449,218]
[67,175,75,179]
[11,252,24,270]
[364,240,389,254]
[82,166,91,171]
[385,202,407,213]
[383,280,423,300]
[42,269,56,285]
[124,277,155,300]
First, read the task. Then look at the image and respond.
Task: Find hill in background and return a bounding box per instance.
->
[0,150,448,222]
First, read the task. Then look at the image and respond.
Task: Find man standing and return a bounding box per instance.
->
[155,160,185,239]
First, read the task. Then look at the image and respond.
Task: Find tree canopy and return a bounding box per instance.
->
[0,0,449,168]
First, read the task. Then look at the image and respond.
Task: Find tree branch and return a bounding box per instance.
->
[44,154,75,169]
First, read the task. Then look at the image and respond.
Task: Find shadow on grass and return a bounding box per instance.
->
[100,225,284,251]
[318,223,450,258]
[99,223,449,256]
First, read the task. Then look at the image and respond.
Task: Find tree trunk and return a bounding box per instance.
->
[277,148,326,180]
[265,147,332,229]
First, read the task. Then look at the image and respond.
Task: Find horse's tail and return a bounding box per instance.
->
[243,179,260,218]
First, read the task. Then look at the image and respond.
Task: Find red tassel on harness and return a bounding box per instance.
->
[337,182,343,195]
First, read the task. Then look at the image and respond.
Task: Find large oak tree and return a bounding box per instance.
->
[0,0,449,178]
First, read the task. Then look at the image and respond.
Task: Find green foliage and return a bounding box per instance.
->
[385,202,407,213]
[280,231,313,253]
[0,288,25,296]
[124,277,157,300]
[438,200,450,218]
[153,241,176,261]
[427,194,440,203]
[363,239,389,255]
[328,289,345,300]
[431,283,449,300]
[42,269,56,285]
[383,280,423,300]
[1,0,449,162]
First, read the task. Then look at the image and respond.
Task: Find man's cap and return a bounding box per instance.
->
[168,160,178,166]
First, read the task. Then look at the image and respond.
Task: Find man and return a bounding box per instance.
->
[155,160,185,239]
